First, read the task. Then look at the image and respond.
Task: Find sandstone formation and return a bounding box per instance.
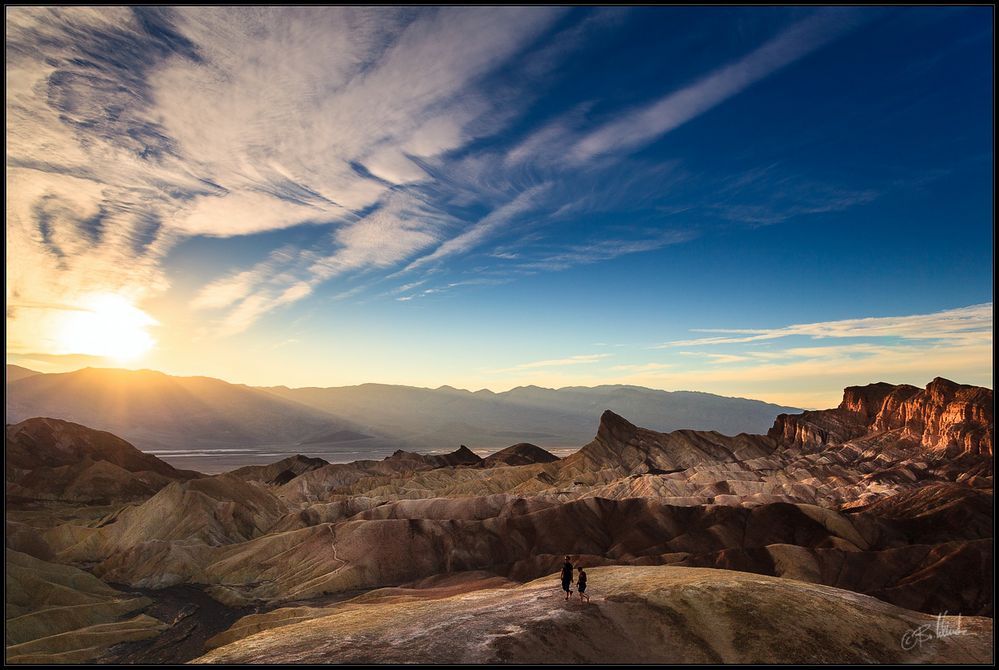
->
[41,483,990,616]
[773,377,993,455]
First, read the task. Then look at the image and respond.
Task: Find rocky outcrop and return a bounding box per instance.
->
[5,418,200,503]
[869,378,993,455]
[276,382,992,509]
[768,407,868,449]
[558,410,775,484]
[480,443,559,467]
[45,474,288,568]
[5,418,197,478]
[385,445,483,469]
[71,488,992,616]
[229,455,328,486]
[771,378,992,456]
[275,447,484,505]
[9,378,993,664]
[192,567,992,664]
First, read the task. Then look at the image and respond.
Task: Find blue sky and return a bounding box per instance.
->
[5,7,993,407]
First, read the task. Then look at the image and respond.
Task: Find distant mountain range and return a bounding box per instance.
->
[4,366,367,454]
[262,381,801,450]
[5,365,800,461]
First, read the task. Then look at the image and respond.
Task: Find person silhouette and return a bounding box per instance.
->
[577,566,589,603]
[560,555,574,600]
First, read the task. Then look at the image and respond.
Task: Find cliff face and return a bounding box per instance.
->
[770,378,993,455]
[867,378,993,455]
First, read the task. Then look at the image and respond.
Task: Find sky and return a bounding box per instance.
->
[5,6,993,408]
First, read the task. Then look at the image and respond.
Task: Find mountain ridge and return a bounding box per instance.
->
[7,365,803,466]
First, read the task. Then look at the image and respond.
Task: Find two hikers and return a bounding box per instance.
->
[559,556,589,603]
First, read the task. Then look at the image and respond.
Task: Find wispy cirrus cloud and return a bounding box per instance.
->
[658,303,993,348]
[608,362,674,373]
[400,184,551,273]
[602,304,993,407]
[515,230,698,273]
[190,246,319,336]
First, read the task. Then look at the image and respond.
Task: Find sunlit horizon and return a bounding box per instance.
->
[6,7,992,413]
[8,300,993,411]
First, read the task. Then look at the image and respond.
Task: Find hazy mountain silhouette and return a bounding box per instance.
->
[4,367,372,454]
[262,381,801,449]
[5,363,40,384]
[6,365,799,461]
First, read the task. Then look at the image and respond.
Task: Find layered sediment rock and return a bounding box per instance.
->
[772,378,993,455]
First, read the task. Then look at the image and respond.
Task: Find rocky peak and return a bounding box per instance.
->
[441,445,482,466]
[564,409,773,478]
[596,410,639,448]
[839,382,919,421]
[385,445,482,469]
[480,443,559,467]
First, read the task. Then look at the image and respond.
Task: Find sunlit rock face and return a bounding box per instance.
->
[773,378,993,456]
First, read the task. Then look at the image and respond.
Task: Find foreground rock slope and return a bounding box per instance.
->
[193,566,992,664]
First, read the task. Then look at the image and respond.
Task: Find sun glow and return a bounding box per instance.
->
[55,294,158,362]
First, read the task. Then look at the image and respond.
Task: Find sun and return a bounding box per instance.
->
[56,294,158,363]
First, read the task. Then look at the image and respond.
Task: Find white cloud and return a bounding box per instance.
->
[6,7,574,343]
[658,303,993,348]
[402,184,550,272]
[2,6,891,354]
[155,6,566,226]
[515,230,697,272]
[611,304,993,407]
[190,270,261,310]
[608,362,673,373]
